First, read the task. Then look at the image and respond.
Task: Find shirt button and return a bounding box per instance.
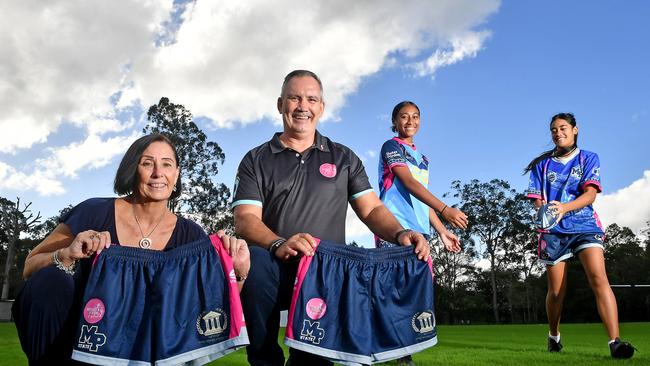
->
[295,153,300,157]
[301,160,305,164]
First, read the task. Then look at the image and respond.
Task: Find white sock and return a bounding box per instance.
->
[549,332,560,342]
[608,339,616,345]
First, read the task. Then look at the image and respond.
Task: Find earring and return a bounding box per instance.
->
[173,184,177,192]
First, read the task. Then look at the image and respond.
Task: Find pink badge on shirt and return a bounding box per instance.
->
[319,163,337,178]
[83,298,105,324]
[306,298,327,320]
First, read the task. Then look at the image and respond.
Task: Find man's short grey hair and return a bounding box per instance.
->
[280,70,324,99]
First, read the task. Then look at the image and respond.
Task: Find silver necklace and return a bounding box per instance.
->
[132,203,167,249]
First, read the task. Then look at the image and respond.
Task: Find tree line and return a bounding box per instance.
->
[2,98,649,325]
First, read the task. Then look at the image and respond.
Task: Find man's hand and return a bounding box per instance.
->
[439,230,461,253]
[441,207,469,229]
[275,233,317,262]
[396,230,430,261]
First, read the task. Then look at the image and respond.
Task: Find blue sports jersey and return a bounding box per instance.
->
[378,138,430,236]
[526,149,604,234]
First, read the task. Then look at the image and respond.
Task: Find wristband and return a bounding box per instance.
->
[394,229,412,244]
[269,238,287,256]
[52,249,77,276]
[440,205,448,214]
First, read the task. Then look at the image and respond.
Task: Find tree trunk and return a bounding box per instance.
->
[1,214,18,299]
[489,252,500,323]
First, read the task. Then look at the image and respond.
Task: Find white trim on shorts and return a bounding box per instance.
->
[539,242,604,266]
[72,327,249,366]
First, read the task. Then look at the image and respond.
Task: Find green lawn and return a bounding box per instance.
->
[1,322,647,365]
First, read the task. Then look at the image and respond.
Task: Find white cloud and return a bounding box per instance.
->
[0,0,172,153]
[594,170,650,233]
[0,0,499,196]
[345,204,374,247]
[130,0,500,128]
[0,132,139,195]
[410,31,491,78]
[367,150,377,158]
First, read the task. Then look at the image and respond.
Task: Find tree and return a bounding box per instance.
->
[1,197,41,299]
[145,97,233,233]
[447,179,532,323]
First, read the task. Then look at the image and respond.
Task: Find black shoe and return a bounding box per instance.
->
[610,338,636,359]
[548,337,563,352]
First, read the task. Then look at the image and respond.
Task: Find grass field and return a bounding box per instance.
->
[0,322,647,365]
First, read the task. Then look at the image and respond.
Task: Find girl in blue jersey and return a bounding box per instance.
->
[525,113,634,358]
[377,101,463,364]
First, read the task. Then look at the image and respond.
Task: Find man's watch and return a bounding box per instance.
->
[269,238,287,256]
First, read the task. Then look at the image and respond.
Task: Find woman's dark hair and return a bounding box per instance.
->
[114,133,182,200]
[390,101,420,133]
[524,112,578,173]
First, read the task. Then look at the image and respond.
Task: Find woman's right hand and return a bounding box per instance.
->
[59,230,111,264]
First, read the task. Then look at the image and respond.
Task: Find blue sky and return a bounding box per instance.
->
[1,0,649,245]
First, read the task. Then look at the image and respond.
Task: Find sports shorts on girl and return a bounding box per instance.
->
[538,232,605,265]
[285,240,437,365]
[71,235,248,366]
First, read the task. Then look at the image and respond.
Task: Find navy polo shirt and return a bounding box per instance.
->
[232,131,373,244]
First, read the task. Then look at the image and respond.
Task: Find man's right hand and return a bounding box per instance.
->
[274,233,317,262]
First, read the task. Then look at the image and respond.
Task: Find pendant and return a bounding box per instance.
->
[139,237,152,249]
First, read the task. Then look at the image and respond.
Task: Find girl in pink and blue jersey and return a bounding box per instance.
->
[525,112,635,358]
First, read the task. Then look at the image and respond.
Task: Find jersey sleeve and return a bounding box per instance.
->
[231,151,263,209]
[526,161,544,200]
[380,139,408,172]
[580,152,602,193]
[347,149,373,201]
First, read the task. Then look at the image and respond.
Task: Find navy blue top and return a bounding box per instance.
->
[61,197,208,250]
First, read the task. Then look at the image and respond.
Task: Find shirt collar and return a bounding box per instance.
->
[392,136,416,150]
[269,130,330,153]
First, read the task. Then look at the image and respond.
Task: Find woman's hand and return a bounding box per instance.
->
[441,207,469,229]
[439,230,461,253]
[547,201,566,222]
[59,230,111,265]
[217,230,250,280]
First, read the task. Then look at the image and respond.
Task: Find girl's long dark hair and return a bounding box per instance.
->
[524,113,578,173]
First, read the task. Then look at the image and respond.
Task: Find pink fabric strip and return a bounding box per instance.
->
[285,238,321,339]
[209,234,246,339]
[582,180,602,193]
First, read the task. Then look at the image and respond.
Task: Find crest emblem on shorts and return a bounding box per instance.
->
[83,298,105,324]
[77,325,107,352]
[300,320,325,344]
[196,309,228,337]
[306,298,327,320]
[411,311,435,334]
[319,163,337,178]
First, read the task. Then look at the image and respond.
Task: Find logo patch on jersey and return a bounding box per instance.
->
[570,166,583,179]
[319,163,337,178]
[547,171,557,184]
[411,311,435,334]
[77,325,107,352]
[300,320,325,344]
[196,309,228,337]
[83,298,105,324]
[306,298,327,320]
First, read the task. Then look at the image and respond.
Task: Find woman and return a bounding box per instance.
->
[13,133,250,365]
[525,113,635,358]
[376,101,463,365]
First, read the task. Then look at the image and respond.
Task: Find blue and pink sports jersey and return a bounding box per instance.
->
[378,137,430,236]
[526,149,604,234]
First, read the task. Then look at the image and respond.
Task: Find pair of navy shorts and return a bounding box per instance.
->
[71,235,248,365]
[285,240,437,365]
[538,232,605,265]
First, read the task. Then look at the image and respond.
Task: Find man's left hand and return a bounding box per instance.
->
[396,230,430,261]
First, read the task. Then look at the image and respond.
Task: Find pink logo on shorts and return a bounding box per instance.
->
[83,298,105,324]
[306,298,327,320]
[319,163,337,178]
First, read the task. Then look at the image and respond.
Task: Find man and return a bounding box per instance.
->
[233,70,429,366]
